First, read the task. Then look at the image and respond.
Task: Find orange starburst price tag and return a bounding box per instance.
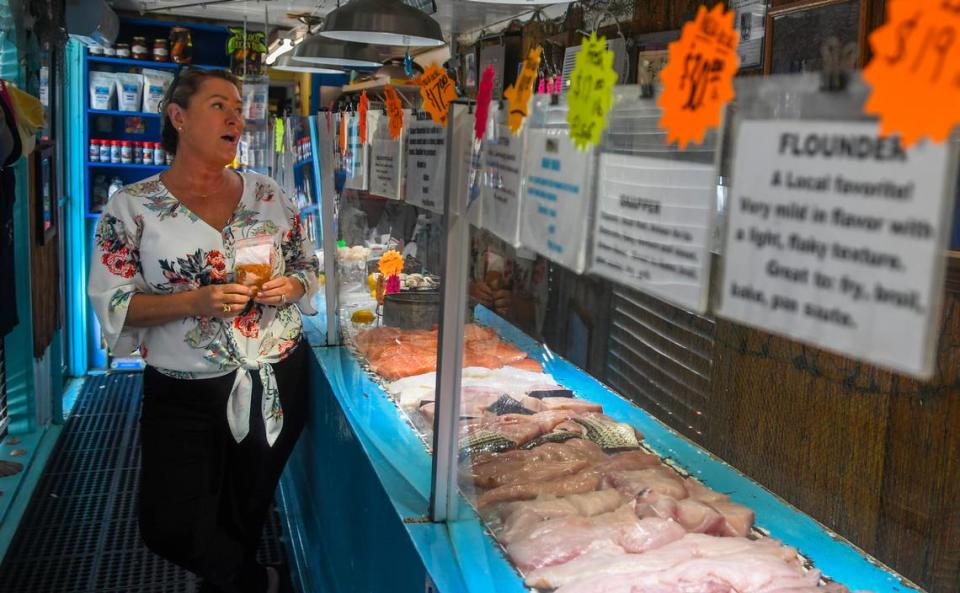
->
[864,0,960,147]
[358,90,369,146]
[418,63,459,126]
[658,3,739,150]
[384,84,404,140]
[504,47,542,135]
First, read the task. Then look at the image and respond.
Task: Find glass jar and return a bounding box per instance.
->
[121,141,133,164]
[103,46,116,57]
[131,37,148,60]
[134,141,143,164]
[153,39,169,62]
[99,141,111,163]
[153,143,165,165]
[89,139,100,162]
[142,143,154,165]
[110,140,122,164]
[88,45,104,56]
[115,43,131,58]
[169,27,193,64]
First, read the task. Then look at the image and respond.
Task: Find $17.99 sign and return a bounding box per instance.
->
[658,3,739,149]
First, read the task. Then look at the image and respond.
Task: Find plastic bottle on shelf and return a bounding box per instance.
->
[142,143,154,165]
[121,141,133,164]
[110,140,122,164]
[153,143,165,166]
[89,139,100,162]
[134,141,143,164]
[99,140,111,163]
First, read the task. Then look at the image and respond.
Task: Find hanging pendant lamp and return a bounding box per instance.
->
[320,0,445,47]
[292,36,384,68]
[271,52,345,74]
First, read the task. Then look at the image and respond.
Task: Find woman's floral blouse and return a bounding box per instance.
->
[88,171,319,446]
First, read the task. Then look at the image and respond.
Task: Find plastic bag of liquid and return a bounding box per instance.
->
[142,69,174,114]
[233,235,277,293]
[115,72,143,112]
[90,71,116,110]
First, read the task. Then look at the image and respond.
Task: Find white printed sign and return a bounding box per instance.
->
[370,110,404,200]
[482,124,525,246]
[519,129,595,273]
[344,112,369,191]
[590,153,716,312]
[731,0,767,69]
[719,120,955,378]
[405,112,447,213]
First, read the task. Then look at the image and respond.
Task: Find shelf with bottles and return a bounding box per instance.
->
[89,108,162,118]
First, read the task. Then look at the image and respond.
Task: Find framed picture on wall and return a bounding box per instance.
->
[764,0,870,75]
[34,142,56,246]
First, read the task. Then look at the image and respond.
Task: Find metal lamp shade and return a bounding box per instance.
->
[271,52,345,74]
[293,36,385,68]
[320,0,445,47]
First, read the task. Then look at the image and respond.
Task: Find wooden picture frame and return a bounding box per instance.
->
[34,142,56,246]
[763,0,871,75]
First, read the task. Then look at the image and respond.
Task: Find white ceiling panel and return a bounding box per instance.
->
[108,0,543,34]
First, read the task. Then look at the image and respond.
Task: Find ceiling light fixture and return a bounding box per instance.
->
[292,36,384,69]
[271,53,345,74]
[319,0,445,47]
[265,37,295,66]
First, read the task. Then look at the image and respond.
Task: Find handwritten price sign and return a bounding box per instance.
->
[864,0,960,146]
[658,3,739,149]
[504,47,542,136]
[419,63,459,126]
[567,33,618,151]
[384,85,404,140]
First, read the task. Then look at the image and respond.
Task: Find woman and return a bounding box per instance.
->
[88,68,317,593]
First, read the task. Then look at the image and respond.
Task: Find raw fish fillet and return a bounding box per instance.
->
[595,451,662,473]
[461,416,543,447]
[510,358,544,372]
[541,397,605,414]
[526,534,796,589]
[636,493,727,535]
[685,479,730,503]
[566,489,626,517]
[528,533,805,590]
[602,468,688,499]
[466,441,604,488]
[477,467,604,508]
[707,500,755,537]
[419,402,435,424]
[499,490,625,543]
[506,507,686,570]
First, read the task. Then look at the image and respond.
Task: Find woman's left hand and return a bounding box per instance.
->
[255,276,305,307]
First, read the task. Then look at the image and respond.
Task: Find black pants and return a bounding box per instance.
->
[139,343,308,593]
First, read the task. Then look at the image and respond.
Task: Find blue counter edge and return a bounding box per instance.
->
[285,301,919,593]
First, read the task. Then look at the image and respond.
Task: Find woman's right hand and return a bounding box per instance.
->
[192,284,254,318]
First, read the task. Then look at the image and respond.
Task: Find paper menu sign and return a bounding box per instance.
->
[344,112,369,191]
[405,111,447,213]
[519,128,595,273]
[482,124,525,246]
[718,120,955,379]
[369,109,406,201]
[589,153,716,312]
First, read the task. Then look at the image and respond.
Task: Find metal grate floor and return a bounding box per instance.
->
[0,373,290,593]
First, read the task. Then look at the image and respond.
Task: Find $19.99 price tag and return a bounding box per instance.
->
[658,3,739,150]
[864,0,960,146]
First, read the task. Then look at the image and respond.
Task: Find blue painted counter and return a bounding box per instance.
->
[279,300,920,593]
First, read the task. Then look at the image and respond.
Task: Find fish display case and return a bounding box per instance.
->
[280,84,929,593]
